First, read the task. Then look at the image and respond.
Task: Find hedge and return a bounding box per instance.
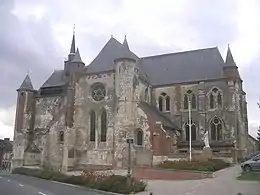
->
[12,167,147,194]
[157,159,230,172]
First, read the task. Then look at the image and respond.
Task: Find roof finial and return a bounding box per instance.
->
[73,24,75,35]
[123,35,129,50]
[111,34,113,38]
[27,69,31,76]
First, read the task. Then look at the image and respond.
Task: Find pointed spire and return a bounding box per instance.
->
[122,35,129,50]
[69,25,76,54]
[18,74,34,91]
[71,47,84,63]
[225,44,236,66]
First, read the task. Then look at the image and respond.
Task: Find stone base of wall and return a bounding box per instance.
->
[132,167,213,180]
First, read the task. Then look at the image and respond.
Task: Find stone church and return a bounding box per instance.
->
[12,33,251,171]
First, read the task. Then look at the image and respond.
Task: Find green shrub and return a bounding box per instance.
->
[96,175,147,194]
[157,159,229,172]
[12,167,42,177]
[11,167,147,194]
[208,159,230,171]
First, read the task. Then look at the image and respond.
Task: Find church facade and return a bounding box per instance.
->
[12,33,250,171]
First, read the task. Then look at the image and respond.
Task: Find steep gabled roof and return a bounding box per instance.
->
[140,47,225,86]
[41,70,69,88]
[86,37,139,73]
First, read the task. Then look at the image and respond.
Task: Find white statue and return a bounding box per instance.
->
[202,131,210,148]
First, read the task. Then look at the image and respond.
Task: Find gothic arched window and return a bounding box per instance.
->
[210,117,222,141]
[209,93,214,109]
[165,95,170,111]
[185,120,196,141]
[158,96,163,111]
[144,88,148,102]
[191,94,196,109]
[90,110,96,142]
[136,129,143,146]
[158,92,170,112]
[217,93,222,107]
[209,88,223,109]
[184,94,189,109]
[101,109,107,142]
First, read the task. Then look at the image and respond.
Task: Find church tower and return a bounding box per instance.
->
[223,45,247,159]
[223,45,241,81]
[12,75,36,169]
[113,36,140,167]
[64,31,85,76]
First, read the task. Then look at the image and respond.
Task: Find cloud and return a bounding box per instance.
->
[0,105,16,139]
[1,0,260,140]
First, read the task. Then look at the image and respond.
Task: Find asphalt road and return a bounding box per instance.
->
[0,173,106,195]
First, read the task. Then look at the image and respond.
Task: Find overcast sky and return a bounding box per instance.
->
[0,0,260,140]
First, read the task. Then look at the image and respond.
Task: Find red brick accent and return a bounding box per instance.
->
[147,117,172,156]
[132,167,213,180]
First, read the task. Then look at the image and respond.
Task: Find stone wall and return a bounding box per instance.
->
[153,79,247,153]
[73,71,115,166]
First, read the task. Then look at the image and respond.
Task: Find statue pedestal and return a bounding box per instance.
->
[202,147,213,160]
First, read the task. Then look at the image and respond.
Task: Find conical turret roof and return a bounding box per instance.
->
[17,75,34,91]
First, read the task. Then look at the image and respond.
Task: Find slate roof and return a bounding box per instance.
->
[18,75,34,91]
[225,45,236,67]
[140,47,225,86]
[71,48,83,63]
[40,37,229,89]
[138,101,180,130]
[41,70,69,88]
[86,37,138,73]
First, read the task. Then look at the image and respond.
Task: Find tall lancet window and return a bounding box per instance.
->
[101,109,107,142]
[90,110,96,142]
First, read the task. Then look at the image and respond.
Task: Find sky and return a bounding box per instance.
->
[0,0,260,140]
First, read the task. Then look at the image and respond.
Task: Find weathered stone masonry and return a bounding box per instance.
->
[12,34,253,171]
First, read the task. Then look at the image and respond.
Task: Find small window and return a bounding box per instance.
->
[59,131,64,142]
[184,94,188,109]
[158,96,163,111]
[136,130,143,146]
[212,88,218,93]
[161,92,167,96]
[165,96,170,111]
[191,94,196,109]
[217,93,222,107]
[209,93,214,109]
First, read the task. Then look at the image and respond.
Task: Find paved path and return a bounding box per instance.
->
[0,173,105,195]
[138,165,260,195]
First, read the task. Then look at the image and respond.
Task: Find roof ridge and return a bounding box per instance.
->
[141,46,218,59]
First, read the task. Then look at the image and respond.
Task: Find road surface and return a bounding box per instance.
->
[138,165,260,195]
[0,173,106,195]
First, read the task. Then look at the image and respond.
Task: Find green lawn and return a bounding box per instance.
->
[237,172,260,181]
